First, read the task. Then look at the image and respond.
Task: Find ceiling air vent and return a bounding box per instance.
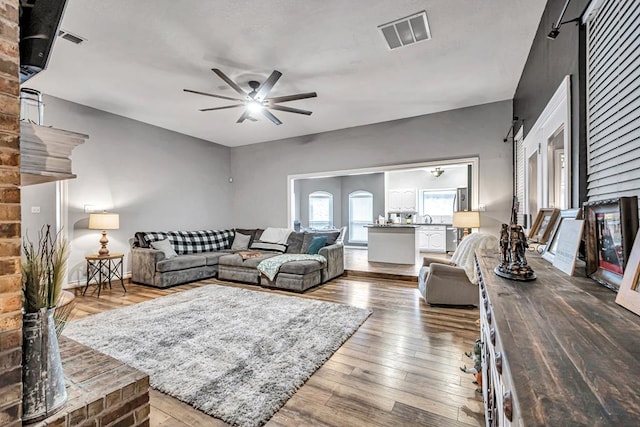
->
[57,29,86,45]
[379,11,431,50]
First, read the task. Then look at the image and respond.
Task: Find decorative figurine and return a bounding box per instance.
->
[494,197,536,281]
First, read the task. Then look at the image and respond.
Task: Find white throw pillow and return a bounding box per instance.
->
[150,239,178,259]
[231,233,251,250]
[259,227,292,244]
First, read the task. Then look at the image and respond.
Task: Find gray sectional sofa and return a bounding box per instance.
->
[131,228,344,292]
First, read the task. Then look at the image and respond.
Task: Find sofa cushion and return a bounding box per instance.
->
[285,232,305,254]
[202,251,233,266]
[219,252,278,268]
[250,241,287,253]
[150,239,178,259]
[231,233,251,250]
[142,230,233,255]
[156,255,206,273]
[306,236,327,254]
[234,229,258,246]
[260,227,292,244]
[301,230,340,253]
[134,231,151,248]
[278,259,326,275]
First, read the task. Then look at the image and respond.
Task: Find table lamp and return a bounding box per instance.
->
[453,211,480,238]
[88,212,119,256]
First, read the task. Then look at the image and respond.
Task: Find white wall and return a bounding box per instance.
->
[39,95,233,285]
[230,100,513,232]
[387,167,468,192]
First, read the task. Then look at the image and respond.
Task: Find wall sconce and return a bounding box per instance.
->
[431,167,444,178]
[88,212,119,256]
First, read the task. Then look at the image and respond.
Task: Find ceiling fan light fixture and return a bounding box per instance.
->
[246,100,264,114]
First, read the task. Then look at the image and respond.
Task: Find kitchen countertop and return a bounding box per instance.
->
[365,224,418,228]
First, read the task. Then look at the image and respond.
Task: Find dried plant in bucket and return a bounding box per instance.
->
[21,225,70,422]
[22,225,69,313]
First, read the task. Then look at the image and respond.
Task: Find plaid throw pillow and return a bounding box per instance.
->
[143,230,233,255]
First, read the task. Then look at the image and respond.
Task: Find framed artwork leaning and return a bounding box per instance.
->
[615,229,640,316]
[528,208,560,244]
[583,196,639,291]
[542,208,583,263]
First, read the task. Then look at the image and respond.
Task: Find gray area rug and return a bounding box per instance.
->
[63,284,372,427]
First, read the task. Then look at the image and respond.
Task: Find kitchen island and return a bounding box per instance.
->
[366,225,418,264]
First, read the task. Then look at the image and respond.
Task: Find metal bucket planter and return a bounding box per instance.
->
[22,307,67,422]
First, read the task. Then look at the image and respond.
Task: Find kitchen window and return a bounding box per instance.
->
[420,189,456,223]
[349,191,373,243]
[308,191,333,229]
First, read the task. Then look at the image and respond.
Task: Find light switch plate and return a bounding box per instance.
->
[31,206,40,214]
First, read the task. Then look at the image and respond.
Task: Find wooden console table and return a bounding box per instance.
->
[475,251,640,426]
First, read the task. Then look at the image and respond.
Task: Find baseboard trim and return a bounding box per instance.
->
[65,272,133,289]
[344,269,417,282]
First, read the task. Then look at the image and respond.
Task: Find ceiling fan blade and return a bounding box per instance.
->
[247,116,258,122]
[199,104,244,112]
[236,110,251,123]
[212,68,248,97]
[261,109,282,125]
[183,89,244,102]
[267,92,318,103]
[270,105,312,115]
[255,70,282,101]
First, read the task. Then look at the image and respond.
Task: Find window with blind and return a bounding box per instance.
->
[349,191,373,243]
[308,191,333,229]
[586,0,640,201]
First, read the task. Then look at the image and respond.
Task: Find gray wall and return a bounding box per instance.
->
[340,174,384,245]
[295,173,384,245]
[39,95,233,284]
[513,0,590,206]
[297,177,342,228]
[231,100,513,233]
[21,182,57,243]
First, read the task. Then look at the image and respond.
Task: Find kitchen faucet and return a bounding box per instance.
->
[424,214,432,224]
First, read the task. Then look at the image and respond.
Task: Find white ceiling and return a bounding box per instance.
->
[25,0,547,147]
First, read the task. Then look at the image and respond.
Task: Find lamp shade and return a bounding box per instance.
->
[453,211,480,228]
[88,213,119,230]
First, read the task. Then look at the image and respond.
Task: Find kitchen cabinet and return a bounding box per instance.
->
[418,225,446,252]
[388,188,417,212]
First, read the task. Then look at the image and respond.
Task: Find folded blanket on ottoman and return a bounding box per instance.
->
[257,254,327,281]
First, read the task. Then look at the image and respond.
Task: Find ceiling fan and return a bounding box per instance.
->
[184,68,317,125]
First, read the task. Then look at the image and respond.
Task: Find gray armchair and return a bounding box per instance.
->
[418,232,498,306]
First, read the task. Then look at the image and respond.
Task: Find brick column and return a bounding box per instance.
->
[0,1,22,426]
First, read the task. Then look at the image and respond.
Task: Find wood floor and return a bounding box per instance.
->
[71,271,483,427]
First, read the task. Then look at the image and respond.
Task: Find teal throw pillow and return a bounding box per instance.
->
[306,236,327,254]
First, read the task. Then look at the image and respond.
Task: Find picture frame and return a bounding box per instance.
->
[584,196,639,291]
[542,208,582,263]
[551,219,585,276]
[615,229,640,316]
[528,208,560,244]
